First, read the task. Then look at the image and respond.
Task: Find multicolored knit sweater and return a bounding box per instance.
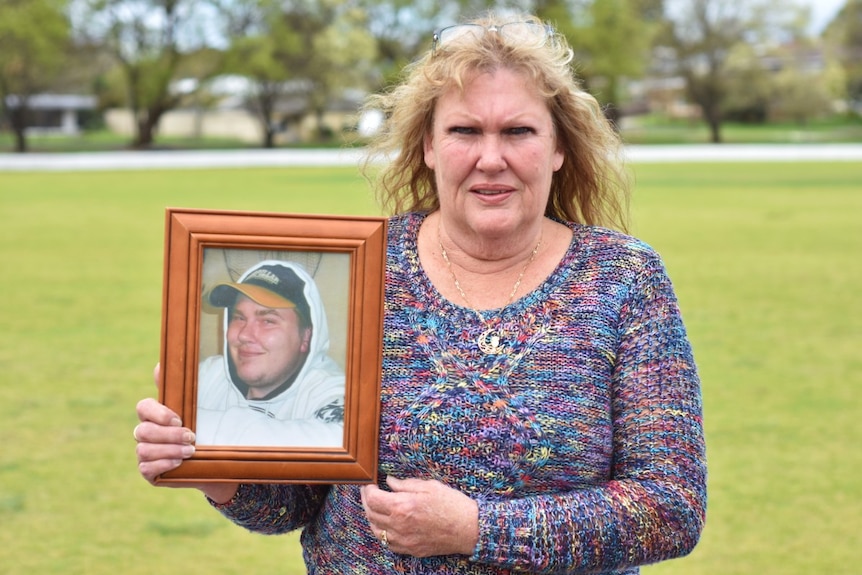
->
[211,212,707,574]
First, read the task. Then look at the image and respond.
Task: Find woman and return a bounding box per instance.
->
[135,13,706,574]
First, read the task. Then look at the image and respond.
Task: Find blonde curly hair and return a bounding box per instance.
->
[361,12,631,232]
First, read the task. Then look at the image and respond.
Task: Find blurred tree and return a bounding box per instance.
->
[303,2,378,140]
[659,0,748,142]
[219,0,377,147]
[721,9,838,125]
[569,0,661,124]
[0,0,71,152]
[770,60,843,123]
[658,0,809,142]
[353,0,441,89]
[219,0,301,148]
[823,0,862,110]
[720,42,773,123]
[771,38,844,123]
[75,0,220,148]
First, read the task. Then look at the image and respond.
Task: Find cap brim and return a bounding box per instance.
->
[209,283,297,310]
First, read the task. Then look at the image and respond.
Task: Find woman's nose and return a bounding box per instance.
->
[475,135,507,172]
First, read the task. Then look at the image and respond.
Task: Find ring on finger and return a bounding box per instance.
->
[380,529,388,548]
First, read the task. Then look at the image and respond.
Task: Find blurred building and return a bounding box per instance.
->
[104,76,365,145]
[3,94,97,135]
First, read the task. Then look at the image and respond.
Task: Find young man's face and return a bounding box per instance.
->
[226,295,312,399]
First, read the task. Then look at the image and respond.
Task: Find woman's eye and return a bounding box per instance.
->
[506,126,535,136]
[449,126,478,135]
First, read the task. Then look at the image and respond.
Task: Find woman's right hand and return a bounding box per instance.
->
[134,364,238,504]
[134,396,195,484]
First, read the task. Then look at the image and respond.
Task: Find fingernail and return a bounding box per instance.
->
[182,445,195,457]
[170,417,182,427]
[184,431,196,444]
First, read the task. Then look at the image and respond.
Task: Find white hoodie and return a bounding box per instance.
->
[195,260,345,447]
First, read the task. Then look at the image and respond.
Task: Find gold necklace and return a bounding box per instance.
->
[438,225,542,354]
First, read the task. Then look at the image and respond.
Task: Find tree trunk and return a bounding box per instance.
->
[264,126,275,149]
[133,103,171,149]
[708,119,722,143]
[315,108,327,141]
[13,128,28,153]
[705,107,723,143]
[133,114,155,148]
[9,106,29,153]
[254,93,277,149]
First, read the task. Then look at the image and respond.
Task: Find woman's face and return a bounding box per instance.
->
[424,67,563,241]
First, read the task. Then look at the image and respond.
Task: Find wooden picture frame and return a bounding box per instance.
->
[155,208,387,485]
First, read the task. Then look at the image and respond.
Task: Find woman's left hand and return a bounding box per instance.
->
[360,476,479,557]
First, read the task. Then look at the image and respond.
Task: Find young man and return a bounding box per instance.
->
[196,260,345,447]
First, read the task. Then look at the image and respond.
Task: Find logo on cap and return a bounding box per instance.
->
[245,268,281,286]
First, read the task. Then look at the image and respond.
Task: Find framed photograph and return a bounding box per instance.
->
[155,208,387,485]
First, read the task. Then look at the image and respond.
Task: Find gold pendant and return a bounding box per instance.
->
[477,327,504,354]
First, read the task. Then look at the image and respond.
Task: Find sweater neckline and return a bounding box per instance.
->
[400,211,584,317]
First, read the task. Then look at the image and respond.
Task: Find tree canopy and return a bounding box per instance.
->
[824,0,862,106]
[1,0,853,150]
[0,0,71,152]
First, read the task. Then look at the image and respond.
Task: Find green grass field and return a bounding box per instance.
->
[1,161,860,574]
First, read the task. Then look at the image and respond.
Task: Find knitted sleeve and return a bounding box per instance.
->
[207,483,331,534]
[472,248,707,573]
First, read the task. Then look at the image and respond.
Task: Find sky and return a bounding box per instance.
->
[803,0,846,32]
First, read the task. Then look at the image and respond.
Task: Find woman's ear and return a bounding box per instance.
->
[423,132,436,170]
